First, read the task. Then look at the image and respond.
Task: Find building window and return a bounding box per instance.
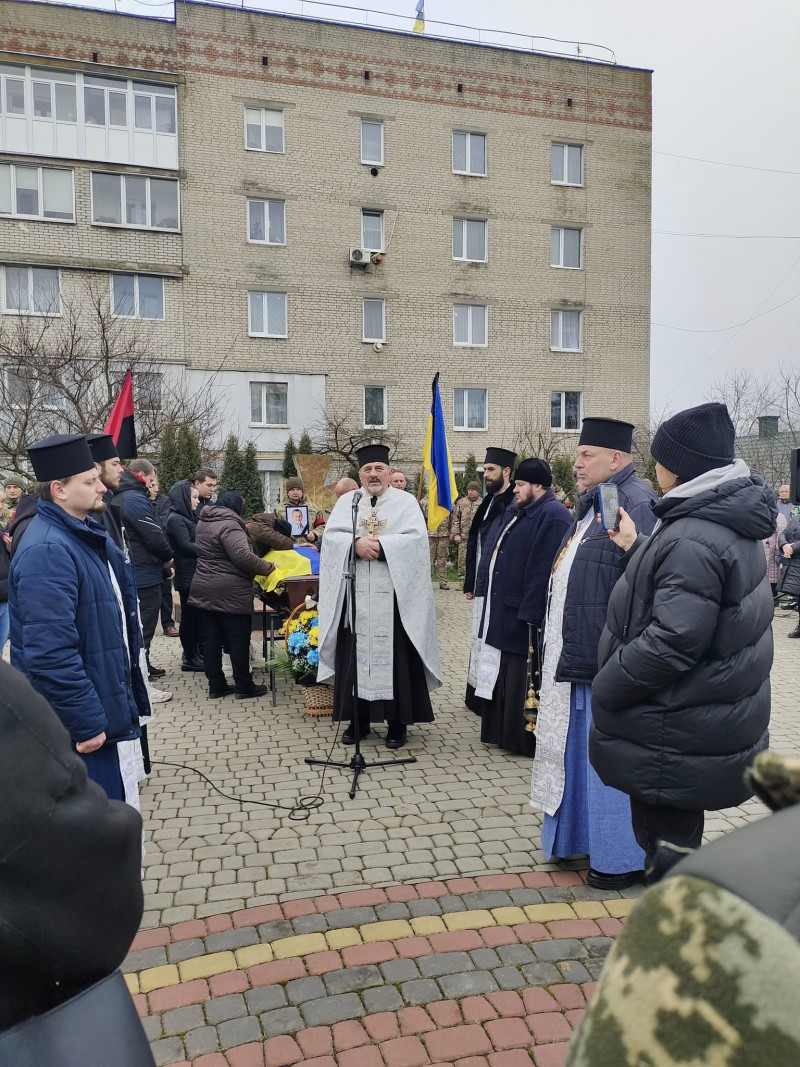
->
[248,291,288,338]
[4,367,64,410]
[361,119,384,165]
[91,173,179,231]
[0,163,74,221]
[551,143,583,186]
[453,304,488,347]
[111,274,165,320]
[550,226,582,269]
[361,210,384,252]
[454,388,487,430]
[250,381,288,425]
[261,470,283,508]
[453,218,487,262]
[452,131,486,176]
[133,370,163,411]
[364,386,386,428]
[247,199,286,244]
[244,107,284,153]
[550,310,582,351]
[362,298,386,342]
[3,265,60,315]
[551,390,582,431]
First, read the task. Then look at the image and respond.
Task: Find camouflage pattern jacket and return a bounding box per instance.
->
[567,750,800,1066]
[450,494,482,541]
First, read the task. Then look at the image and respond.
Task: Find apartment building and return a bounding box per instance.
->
[0,0,652,500]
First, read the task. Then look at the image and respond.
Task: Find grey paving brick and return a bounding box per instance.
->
[184,1026,220,1057]
[437,896,466,913]
[246,985,288,1014]
[286,976,327,1004]
[497,944,536,966]
[583,937,616,958]
[539,887,574,903]
[532,938,589,962]
[219,1015,263,1048]
[375,902,411,920]
[325,906,377,929]
[584,958,607,981]
[400,978,443,1005]
[205,993,247,1025]
[509,889,544,906]
[493,966,527,990]
[324,965,383,995]
[150,1037,185,1067]
[257,919,295,942]
[161,1004,205,1036]
[438,970,499,998]
[292,913,329,934]
[301,993,366,1026]
[167,938,207,964]
[408,898,442,917]
[123,946,168,971]
[418,951,474,978]
[461,891,512,910]
[521,962,562,986]
[362,985,405,1013]
[619,884,646,899]
[380,958,420,984]
[260,1005,305,1036]
[558,960,593,984]
[206,928,260,952]
[569,885,620,902]
[470,948,500,970]
[140,1015,163,1041]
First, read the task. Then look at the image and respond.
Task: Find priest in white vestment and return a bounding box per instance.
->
[318,443,442,750]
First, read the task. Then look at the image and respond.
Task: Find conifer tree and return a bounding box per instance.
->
[297,431,314,455]
[282,435,297,478]
[176,424,203,482]
[240,441,265,518]
[219,435,242,492]
[456,452,480,496]
[157,423,181,491]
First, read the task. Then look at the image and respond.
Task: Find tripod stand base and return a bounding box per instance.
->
[306,752,417,799]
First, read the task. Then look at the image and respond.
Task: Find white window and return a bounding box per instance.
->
[3,265,60,315]
[261,470,283,508]
[0,164,74,221]
[133,370,163,411]
[453,218,487,262]
[247,199,286,244]
[452,131,486,176]
[361,119,384,165]
[361,210,384,252]
[551,226,582,269]
[454,388,487,430]
[244,107,284,153]
[248,291,288,338]
[132,81,177,134]
[364,386,386,428]
[111,274,165,320]
[551,390,582,431]
[91,173,179,231]
[4,367,64,410]
[250,381,288,425]
[551,143,583,186]
[362,298,386,342]
[550,310,582,351]
[453,304,488,347]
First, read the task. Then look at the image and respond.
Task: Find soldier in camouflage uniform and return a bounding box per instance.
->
[450,481,482,584]
[567,750,800,1066]
[420,496,452,589]
[274,477,325,548]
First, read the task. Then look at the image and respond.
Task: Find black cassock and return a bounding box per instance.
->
[478,650,536,758]
[332,598,434,725]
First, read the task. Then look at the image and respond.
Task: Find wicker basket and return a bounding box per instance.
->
[301,684,334,717]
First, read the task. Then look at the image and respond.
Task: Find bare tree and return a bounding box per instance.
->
[308,400,409,473]
[0,276,227,474]
[511,400,573,463]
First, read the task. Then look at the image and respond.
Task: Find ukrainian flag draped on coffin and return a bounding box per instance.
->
[422,372,458,531]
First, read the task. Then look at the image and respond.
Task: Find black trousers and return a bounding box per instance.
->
[202,611,253,692]
[178,589,202,661]
[160,578,175,628]
[630,798,704,870]
[137,584,162,653]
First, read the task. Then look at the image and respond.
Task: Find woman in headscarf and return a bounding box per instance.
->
[166,479,203,672]
[189,491,274,699]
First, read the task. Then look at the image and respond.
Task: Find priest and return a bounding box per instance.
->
[318,443,442,750]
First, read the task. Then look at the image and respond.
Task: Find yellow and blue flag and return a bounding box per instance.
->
[412,0,424,34]
[422,372,458,531]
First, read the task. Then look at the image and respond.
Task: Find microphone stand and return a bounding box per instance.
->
[306,491,416,799]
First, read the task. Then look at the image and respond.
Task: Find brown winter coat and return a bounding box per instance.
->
[189,504,273,615]
[246,513,295,556]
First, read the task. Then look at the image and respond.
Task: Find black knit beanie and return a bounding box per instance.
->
[651,403,735,481]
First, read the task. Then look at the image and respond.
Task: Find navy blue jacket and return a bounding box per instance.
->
[110,469,173,589]
[485,490,573,657]
[555,463,658,683]
[464,484,516,597]
[8,500,148,746]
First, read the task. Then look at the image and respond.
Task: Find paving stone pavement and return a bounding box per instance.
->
[130,591,799,1064]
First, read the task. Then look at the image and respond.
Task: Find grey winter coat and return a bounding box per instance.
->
[189,504,273,615]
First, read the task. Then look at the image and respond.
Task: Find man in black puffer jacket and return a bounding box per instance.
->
[591,403,775,870]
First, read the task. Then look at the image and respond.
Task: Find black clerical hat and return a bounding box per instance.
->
[514,458,552,487]
[578,418,635,453]
[27,434,96,481]
[356,443,390,466]
[484,447,516,470]
[87,432,119,463]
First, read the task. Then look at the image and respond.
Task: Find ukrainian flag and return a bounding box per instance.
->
[412,0,424,33]
[422,373,458,531]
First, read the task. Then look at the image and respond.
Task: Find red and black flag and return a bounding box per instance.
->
[104,369,137,459]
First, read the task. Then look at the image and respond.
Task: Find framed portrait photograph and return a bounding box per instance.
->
[289,504,309,537]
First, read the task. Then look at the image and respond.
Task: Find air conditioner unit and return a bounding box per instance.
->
[349,247,371,265]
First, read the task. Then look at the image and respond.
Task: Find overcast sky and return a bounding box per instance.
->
[40,0,800,414]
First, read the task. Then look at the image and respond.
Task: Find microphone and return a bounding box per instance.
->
[352,491,363,506]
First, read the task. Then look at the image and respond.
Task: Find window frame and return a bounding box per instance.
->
[550,225,583,269]
[110,272,166,321]
[360,118,384,166]
[363,385,387,429]
[0,163,75,223]
[243,106,285,154]
[2,264,62,317]
[550,390,583,432]
[247,290,289,339]
[453,387,488,432]
[452,217,488,263]
[362,298,386,343]
[452,130,487,177]
[550,142,584,187]
[246,198,287,245]
[361,209,384,252]
[90,172,180,232]
[249,380,289,427]
[550,309,583,352]
[453,303,488,348]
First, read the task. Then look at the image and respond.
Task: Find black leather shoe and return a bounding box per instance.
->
[208,685,235,699]
[386,724,407,750]
[181,657,206,672]
[587,868,644,890]
[235,684,268,700]
[342,721,371,744]
[788,626,800,638]
[148,664,166,679]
